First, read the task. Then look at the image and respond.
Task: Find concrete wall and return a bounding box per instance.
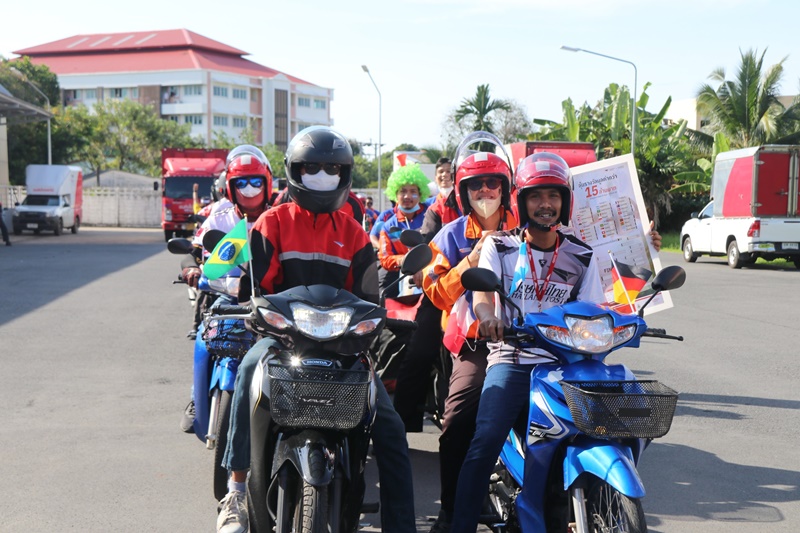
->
[82,187,162,227]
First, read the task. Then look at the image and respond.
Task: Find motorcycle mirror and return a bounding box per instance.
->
[202,229,227,252]
[638,265,686,316]
[651,265,686,292]
[167,238,194,255]
[400,244,433,276]
[460,267,501,293]
[399,229,424,247]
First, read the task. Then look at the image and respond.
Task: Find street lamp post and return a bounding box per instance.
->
[10,67,52,165]
[561,46,637,156]
[361,65,382,212]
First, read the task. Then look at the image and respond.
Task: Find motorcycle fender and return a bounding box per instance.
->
[564,441,646,499]
[211,357,239,391]
[271,431,337,486]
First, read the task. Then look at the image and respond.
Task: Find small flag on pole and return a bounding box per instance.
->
[204,218,251,280]
[610,258,652,305]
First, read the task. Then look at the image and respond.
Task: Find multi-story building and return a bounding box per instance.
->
[14,29,333,150]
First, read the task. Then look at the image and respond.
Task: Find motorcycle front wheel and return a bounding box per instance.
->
[292,479,329,533]
[582,479,646,533]
[212,391,232,501]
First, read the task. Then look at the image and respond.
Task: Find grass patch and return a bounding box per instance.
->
[660,231,681,252]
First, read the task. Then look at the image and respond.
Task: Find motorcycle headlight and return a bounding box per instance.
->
[289,303,353,340]
[257,308,293,330]
[206,277,240,296]
[538,315,636,354]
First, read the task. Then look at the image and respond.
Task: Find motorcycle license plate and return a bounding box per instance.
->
[27,223,38,229]
[783,242,798,250]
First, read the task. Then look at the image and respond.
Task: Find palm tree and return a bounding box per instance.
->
[696,48,793,148]
[454,84,511,136]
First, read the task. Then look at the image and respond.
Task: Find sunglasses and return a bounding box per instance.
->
[466,177,503,191]
[303,162,341,175]
[233,177,265,189]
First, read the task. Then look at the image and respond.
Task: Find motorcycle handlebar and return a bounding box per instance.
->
[385,318,418,331]
[213,304,252,316]
[643,327,684,341]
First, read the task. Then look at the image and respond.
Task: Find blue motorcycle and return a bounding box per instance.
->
[460,265,686,533]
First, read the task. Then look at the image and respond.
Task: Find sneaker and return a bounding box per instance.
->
[180,400,195,433]
[217,490,248,533]
[430,510,452,533]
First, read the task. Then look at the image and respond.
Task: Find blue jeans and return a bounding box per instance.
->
[223,337,416,533]
[450,363,534,533]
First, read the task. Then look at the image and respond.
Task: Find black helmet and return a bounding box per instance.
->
[284,126,353,214]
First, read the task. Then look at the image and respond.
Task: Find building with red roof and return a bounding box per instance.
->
[13,29,333,150]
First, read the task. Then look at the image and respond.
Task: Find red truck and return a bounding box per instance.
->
[161,148,229,241]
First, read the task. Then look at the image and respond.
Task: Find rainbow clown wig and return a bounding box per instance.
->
[385,164,430,200]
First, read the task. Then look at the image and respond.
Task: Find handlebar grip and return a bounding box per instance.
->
[646,328,666,335]
[385,318,418,331]
[214,304,252,316]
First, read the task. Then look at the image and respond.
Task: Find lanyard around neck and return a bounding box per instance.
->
[525,233,559,302]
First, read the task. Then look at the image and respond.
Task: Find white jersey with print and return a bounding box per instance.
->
[477,227,604,366]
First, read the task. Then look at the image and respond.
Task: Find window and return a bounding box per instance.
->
[233,117,247,128]
[314,99,326,110]
[274,89,288,151]
[130,87,139,98]
[166,115,179,122]
[232,88,247,100]
[85,89,97,99]
[251,89,260,102]
[213,86,228,97]
[297,97,311,107]
[109,88,127,98]
[72,90,82,100]
[213,115,229,126]
[184,115,203,125]
[184,85,202,96]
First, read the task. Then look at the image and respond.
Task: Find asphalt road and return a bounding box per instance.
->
[0,227,798,532]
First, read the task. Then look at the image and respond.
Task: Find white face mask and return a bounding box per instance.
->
[303,171,340,191]
[440,186,453,197]
[237,184,262,198]
[471,196,502,218]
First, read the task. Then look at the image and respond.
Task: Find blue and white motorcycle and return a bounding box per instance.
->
[460,265,686,533]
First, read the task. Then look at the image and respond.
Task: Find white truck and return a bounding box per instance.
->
[13,165,84,236]
[680,145,800,268]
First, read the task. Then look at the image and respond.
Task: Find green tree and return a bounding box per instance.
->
[671,132,731,194]
[454,84,511,137]
[696,48,800,147]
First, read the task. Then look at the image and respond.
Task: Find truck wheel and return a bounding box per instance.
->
[164,230,174,242]
[71,217,80,234]
[54,219,63,236]
[682,237,698,263]
[727,241,748,269]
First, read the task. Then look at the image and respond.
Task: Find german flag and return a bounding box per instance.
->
[611,260,652,305]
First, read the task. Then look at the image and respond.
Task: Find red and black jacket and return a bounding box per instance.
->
[250,202,379,303]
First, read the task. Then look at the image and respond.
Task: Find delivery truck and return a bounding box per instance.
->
[13,165,83,236]
[161,148,228,241]
[680,145,800,268]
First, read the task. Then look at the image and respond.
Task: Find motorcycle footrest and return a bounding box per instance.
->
[360,501,380,514]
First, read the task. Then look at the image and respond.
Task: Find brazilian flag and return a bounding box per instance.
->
[204,218,251,280]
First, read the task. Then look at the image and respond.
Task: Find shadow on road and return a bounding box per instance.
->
[0,228,169,327]
[642,442,799,529]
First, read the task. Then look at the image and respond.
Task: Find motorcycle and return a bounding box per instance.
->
[207,242,433,532]
[460,265,686,533]
[168,234,257,500]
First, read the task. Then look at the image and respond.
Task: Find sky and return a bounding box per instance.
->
[3,0,800,152]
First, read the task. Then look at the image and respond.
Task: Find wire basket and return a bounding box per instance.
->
[268,364,372,431]
[202,318,256,358]
[561,380,678,439]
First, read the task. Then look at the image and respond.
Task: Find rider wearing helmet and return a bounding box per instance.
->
[413,133,519,532]
[450,152,607,533]
[216,126,416,533]
[178,145,272,428]
[419,157,461,242]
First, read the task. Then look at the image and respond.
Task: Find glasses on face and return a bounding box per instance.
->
[466,177,502,191]
[233,177,265,189]
[302,162,341,175]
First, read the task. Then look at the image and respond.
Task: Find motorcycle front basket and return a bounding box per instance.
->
[203,318,257,358]
[561,380,678,439]
[267,363,371,431]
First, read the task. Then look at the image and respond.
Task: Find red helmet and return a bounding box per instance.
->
[225,146,273,205]
[515,152,572,229]
[454,152,512,216]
